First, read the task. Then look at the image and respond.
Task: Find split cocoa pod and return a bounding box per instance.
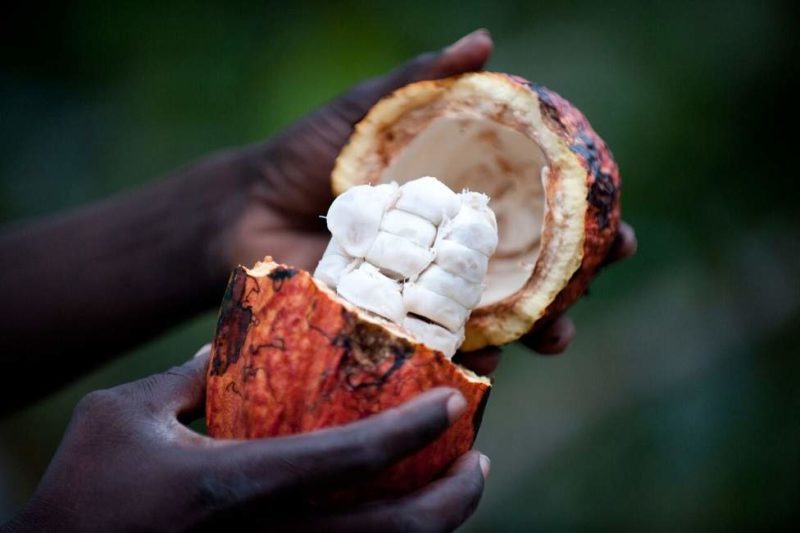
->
[206,72,621,501]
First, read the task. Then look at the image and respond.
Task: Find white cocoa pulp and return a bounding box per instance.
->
[314,176,498,357]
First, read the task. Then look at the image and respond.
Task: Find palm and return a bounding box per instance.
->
[233,98,367,271]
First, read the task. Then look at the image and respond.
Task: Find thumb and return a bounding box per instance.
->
[332,29,494,125]
[125,343,211,420]
[242,29,493,218]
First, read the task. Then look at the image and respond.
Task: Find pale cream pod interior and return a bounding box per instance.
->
[379,118,547,306]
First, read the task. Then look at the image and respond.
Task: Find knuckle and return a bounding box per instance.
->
[369,415,412,458]
[162,364,202,389]
[165,364,195,381]
[330,424,396,473]
[135,374,165,396]
[360,405,442,462]
[74,388,124,420]
[192,465,275,512]
[397,406,444,443]
[347,433,390,470]
[124,371,181,413]
[407,51,438,76]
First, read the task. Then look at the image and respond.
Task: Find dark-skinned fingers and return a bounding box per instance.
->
[379,28,493,94]
[516,222,633,357]
[303,451,488,533]
[115,344,211,420]
[603,221,637,266]
[241,30,493,220]
[520,315,576,355]
[270,29,492,168]
[170,344,213,421]
[432,28,494,80]
[329,29,493,127]
[199,388,467,501]
[452,346,502,376]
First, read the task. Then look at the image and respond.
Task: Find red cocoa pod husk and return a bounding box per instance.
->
[206,260,490,503]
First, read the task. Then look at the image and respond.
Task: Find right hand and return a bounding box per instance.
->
[6,346,489,532]
[455,221,638,374]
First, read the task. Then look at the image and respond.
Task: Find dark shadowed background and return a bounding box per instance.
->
[1,0,798,529]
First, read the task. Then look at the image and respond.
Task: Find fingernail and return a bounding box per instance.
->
[445,28,490,54]
[193,343,212,359]
[479,454,491,479]
[446,392,468,423]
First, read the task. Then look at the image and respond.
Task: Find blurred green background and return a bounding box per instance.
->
[1,0,798,529]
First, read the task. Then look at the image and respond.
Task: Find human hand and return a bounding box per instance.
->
[5,347,488,532]
[199,29,494,278]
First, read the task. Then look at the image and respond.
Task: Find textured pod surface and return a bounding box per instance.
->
[206,259,490,502]
[521,79,621,324]
[332,72,621,349]
[467,77,621,345]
